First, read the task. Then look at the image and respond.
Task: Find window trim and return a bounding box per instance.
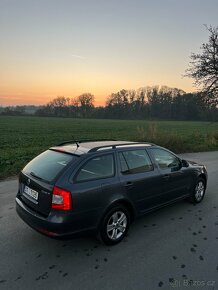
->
[118,152,129,173]
[118,148,154,175]
[73,153,115,183]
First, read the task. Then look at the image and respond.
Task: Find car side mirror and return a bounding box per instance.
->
[181,159,189,168]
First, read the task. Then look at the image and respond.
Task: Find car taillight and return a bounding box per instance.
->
[52,186,72,210]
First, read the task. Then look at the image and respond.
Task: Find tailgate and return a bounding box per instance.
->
[18,172,53,216]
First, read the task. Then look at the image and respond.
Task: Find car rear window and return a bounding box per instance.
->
[23,150,77,182]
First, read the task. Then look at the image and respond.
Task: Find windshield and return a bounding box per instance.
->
[23,150,77,182]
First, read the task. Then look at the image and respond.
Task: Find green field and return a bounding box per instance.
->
[0,116,218,179]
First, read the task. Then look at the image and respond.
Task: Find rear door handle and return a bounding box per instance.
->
[125,181,133,187]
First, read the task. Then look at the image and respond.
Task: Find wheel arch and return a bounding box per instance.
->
[97,198,136,230]
[198,173,207,188]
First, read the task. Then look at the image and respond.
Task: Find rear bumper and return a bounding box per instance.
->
[16,197,97,237]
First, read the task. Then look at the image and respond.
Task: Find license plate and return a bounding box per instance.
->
[23,185,38,201]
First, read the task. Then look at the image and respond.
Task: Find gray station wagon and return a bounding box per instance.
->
[16,140,207,245]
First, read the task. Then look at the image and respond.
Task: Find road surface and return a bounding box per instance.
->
[0,151,218,290]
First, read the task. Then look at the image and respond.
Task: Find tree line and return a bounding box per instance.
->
[34,86,218,121]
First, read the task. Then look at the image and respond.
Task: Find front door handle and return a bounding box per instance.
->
[162,174,170,180]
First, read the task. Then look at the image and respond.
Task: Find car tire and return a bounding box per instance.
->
[98,205,130,245]
[190,178,206,204]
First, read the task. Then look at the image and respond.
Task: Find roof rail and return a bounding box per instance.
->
[56,138,117,146]
[88,142,154,152]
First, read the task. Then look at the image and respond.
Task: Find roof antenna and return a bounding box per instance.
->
[73,136,79,148]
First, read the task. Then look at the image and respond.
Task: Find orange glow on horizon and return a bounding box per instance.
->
[0,93,108,107]
[0,82,196,107]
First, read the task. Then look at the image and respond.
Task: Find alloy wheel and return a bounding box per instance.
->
[195,181,205,202]
[106,211,128,240]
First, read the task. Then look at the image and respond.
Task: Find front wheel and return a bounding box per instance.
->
[190,178,206,204]
[98,205,130,245]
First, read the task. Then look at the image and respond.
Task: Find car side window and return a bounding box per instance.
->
[119,149,153,174]
[75,154,114,182]
[151,148,181,170]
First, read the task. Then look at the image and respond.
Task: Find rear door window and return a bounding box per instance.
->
[119,149,153,174]
[75,154,114,182]
[23,150,76,182]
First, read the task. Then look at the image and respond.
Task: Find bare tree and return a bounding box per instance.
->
[77,93,95,117]
[77,93,94,107]
[185,25,218,106]
[71,97,79,107]
[49,96,68,107]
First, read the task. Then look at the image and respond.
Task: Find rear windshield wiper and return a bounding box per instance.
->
[30,171,43,181]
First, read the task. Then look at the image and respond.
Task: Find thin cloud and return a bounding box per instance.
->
[71,54,86,59]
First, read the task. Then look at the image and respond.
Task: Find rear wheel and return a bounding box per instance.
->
[98,205,130,245]
[190,178,206,204]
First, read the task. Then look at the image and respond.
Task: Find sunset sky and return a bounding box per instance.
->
[0,0,217,106]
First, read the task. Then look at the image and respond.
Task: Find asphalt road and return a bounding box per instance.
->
[0,151,218,290]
